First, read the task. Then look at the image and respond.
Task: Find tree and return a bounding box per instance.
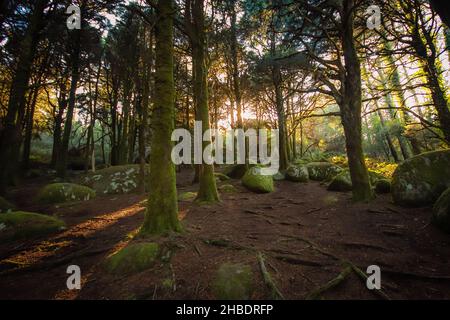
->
[140,0,181,235]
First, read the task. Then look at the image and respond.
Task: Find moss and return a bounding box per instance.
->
[218,184,238,193]
[0,211,65,241]
[179,191,197,201]
[212,263,253,300]
[328,169,384,192]
[215,173,231,181]
[306,162,343,181]
[80,165,149,195]
[285,165,309,183]
[433,188,450,233]
[104,242,160,274]
[375,179,391,194]
[36,183,96,204]
[392,150,450,206]
[242,167,274,193]
[223,164,251,179]
[0,196,15,213]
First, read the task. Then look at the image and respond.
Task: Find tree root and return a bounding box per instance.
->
[347,262,391,300]
[257,253,284,300]
[305,265,352,300]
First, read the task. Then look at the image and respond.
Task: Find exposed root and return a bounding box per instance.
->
[305,266,352,300]
[257,253,284,300]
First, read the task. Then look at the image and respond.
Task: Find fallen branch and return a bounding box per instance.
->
[257,253,284,300]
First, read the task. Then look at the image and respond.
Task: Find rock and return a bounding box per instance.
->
[328,169,386,192]
[285,165,309,183]
[0,211,65,241]
[392,150,450,206]
[242,167,274,193]
[306,162,343,181]
[36,183,96,204]
[218,184,238,193]
[375,179,391,194]
[178,192,197,201]
[215,173,231,181]
[0,197,15,213]
[272,171,286,181]
[432,188,450,233]
[212,263,253,300]
[105,242,160,274]
[80,165,149,195]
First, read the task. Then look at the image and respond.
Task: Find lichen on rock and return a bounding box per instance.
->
[306,162,342,181]
[285,165,309,183]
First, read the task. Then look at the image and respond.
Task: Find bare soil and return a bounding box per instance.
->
[0,168,449,300]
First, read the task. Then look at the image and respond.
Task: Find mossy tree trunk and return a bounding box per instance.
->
[339,0,373,202]
[186,0,219,203]
[140,0,181,235]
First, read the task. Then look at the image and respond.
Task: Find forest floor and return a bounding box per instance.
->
[0,168,450,300]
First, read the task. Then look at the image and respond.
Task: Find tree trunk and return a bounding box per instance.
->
[340,0,373,201]
[0,0,47,192]
[140,0,181,235]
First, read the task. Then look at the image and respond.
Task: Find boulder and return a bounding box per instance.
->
[215,173,231,181]
[36,183,96,204]
[0,211,65,241]
[104,242,160,274]
[223,164,248,179]
[285,165,309,183]
[80,165,149,195]
[392,150,450,206]
[242,167,274,193]
[328,169,385,192]
[306,162,343,181]
[272,171,286,181]
[218,184,238,193]
[433,188,450,233]
[212,263,253,300]
[0,197,15,213]
[178,192,197,201]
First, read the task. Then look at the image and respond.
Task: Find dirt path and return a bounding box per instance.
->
[1,169,450,300]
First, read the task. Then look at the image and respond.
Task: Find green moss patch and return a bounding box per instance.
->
[218,184,238,193]
[212,263,253,300]
[433,188,450,233]
[80,165,150,195]
[104,242,160,274]
[392,150,450,206]
[179,191,197,201]
[327,169,385,192]
[215,173,231,181]
[0,211,65,241]
[0,197,15,213]
[242,167,274,193]
[36,183,96,204]
[286,165,309,183]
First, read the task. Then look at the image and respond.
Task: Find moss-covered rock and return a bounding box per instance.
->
[433,188,450,233]
[327,169,385,192]
[0,197,15,213]
[375,179,391,194]
[285,165,309,183]
[218,184,238,193]
[0,211,65,241]
[272,171,286,181]
[215,173,231,181]
[179,191,197,201]
[212,263,253,300]
[392,150,450,206]
[242,167,274,193]
[306,162,343,181]
[36,183,96,204]
[104,242,160,274]
[223,164,256,179]
[80,165,150,195]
